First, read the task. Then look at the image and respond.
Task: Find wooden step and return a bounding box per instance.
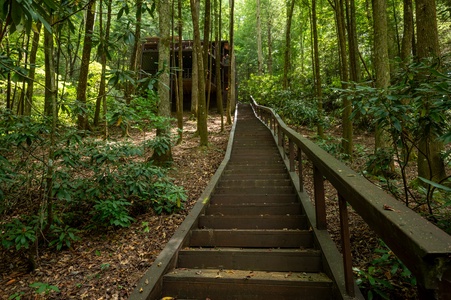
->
[162,269,333,300]
[220,173,290,180]
[218,179,293,188]
[214,186,295,195]
[178,248,322,272]
[198,215,307,229]
[223,167,288,175]
[206,203,302,215]
[189,229,313,248]
[210,194,298,204]
[227,157,284,164]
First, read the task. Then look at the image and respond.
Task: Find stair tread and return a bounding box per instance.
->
[180,247,319,254]
[164,268,332,284]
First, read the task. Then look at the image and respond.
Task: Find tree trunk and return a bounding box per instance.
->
[215,0,224,131]
[94,0,112,134]
[125,0,143,105]
[177,0,184,142]
[312,0,323,137]
[346,0,360,82]
[77,0,96,130]
[191,0,208,146]
[415,0,445,182]
[344,0,358,155]
[191,43,198,116]
[256,0,263,75]
[282,0,295,89]
[373,0,393,175]
[400,0,413,61]
[203,0,211,70]
[266,3,273,75]
[226,0,235,125]
[153,0,173,162]
[329,0,352,155]
[42,15,58,270]
[69,17,84,78]
[230,48,236,114]
[25,24,40,116]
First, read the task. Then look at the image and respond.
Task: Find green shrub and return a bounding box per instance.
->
[92,199,135,228]
[354,240,416,300]
[48,224,80,250]
[1,218,36,251]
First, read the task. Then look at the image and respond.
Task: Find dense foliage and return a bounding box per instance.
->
[0,95,186,266]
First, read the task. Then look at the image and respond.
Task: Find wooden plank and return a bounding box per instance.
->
[220,173,290,180]
[223,167,288,174]
[178,248,323,272]
[214,186,295,195]
[206,202,302,215]
[218,179,293,188]
[189,229,313,248]
[210,194,298,204]
[162,269,333,300]
[198,215,307,229]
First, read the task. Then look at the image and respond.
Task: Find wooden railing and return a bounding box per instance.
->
[250,97,451,299]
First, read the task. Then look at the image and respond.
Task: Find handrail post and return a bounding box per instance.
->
[282,132,286,158]
[289,139,295,172]
[298,147,304,192]
[338,194,355,297]
[313,166,327,230]
[277,125,283,147]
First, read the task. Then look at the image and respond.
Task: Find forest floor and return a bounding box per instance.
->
[0,112,232,300]
[1,110,420,299]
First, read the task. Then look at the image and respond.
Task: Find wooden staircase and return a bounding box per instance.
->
[159,104,334,299]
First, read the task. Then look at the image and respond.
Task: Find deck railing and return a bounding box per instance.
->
[250,97,451,299]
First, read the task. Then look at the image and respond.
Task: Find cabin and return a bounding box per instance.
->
[140,37,230,111]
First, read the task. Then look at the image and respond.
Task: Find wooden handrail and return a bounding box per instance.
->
[250,97,451,299]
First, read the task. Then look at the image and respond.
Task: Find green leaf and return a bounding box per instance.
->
[418,177,451,192]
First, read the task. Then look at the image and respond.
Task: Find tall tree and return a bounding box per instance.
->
[256,0,264,75]
[203,0,211,70]
[400,0,414,61]
[226,0,235,125]
[191,0,209,146]
[312,0,323,137]
[42,10,58,267]
[266,1,273,75]
[415,0,446,182]
[126,0,143,105]
[372,0,393,172]
[282,0,295,89]
[191,42,199,115]
[329,0,352,155]
[94,0,112,135]
[176,0,184,142]
[345,0,360,82]
[153,0,173,162]
[215,0,224,131]
[24,23,41,116]
[344,0,358,156]
[76,0,96,130]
